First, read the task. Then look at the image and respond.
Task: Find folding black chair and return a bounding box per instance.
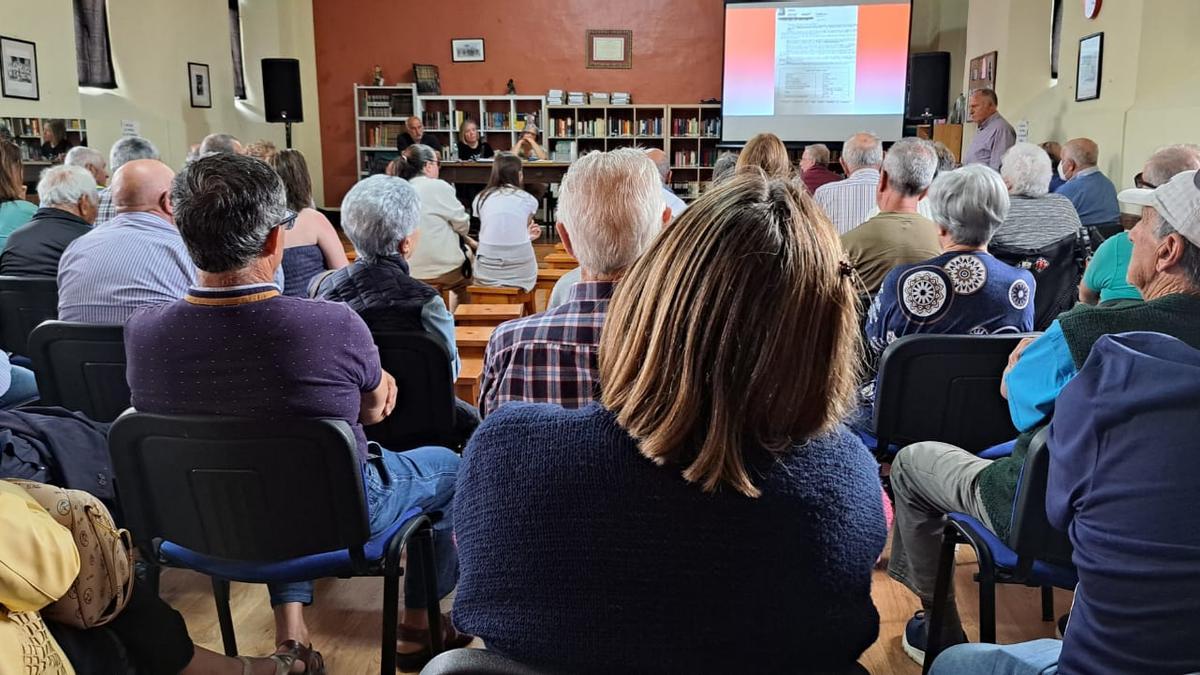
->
[922,426,1078,673]
[992,233,1086,331]
[365,330,459,450]
[0,276,58,357]
[28,321,129,422]
[107,413,448,675]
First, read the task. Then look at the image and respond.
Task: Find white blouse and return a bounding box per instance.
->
[473,188,539,247]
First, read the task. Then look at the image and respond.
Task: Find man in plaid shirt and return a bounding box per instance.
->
[478,148,670,417]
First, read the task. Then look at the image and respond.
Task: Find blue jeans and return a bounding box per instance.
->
[0,365,39,409]
[268,444,461,608]
[930,639,1062,675]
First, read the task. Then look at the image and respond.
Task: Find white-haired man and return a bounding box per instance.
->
[841,138,942,293]
[963,88,1016,171]
[814,132,884,234]
[197,133,244,156]
[479,148,669,417]
[1,165,97,277]
[64,146,108,188]
[1054,137,1119,226]
[799,143,842,194]
[96,136,159,225]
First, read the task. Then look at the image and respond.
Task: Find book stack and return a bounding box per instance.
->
[364,123,406,147]
[568,91,586,105]
[363,93,393,117]
[608,118,634,137]
[589,92,610,105]
[612,92,631,105]
[672,117,700,137]
[672,149,699,167]
[486,112,510,129]
[578,118,604,138]
[551,117,575,138]
[637,117,663,136]
[546,89,564,105]
[702,117,722,137]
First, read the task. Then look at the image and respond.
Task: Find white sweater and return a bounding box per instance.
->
[407,175,471,279]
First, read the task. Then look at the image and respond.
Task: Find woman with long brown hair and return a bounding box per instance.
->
[736,131,795,179]
[471,152,541,291]
[268,149,349,296]
[452,171,887,674]
[0,141,36,248]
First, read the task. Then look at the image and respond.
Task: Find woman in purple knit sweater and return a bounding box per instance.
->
[452,171,887,674]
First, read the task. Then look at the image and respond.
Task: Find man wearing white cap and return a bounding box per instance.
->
[887,168,1200,664]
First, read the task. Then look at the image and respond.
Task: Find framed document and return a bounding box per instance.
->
[0,36,39,100]
[1076,32,1103,102]
[188,62,211,108]
[586,29,632,69]
[451,38,485,63]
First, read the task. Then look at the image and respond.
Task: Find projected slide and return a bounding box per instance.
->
[723,0,911,142]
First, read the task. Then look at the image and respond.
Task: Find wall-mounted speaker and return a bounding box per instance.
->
[262,58,303,123]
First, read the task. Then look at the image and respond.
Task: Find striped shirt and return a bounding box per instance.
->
[993,193,1083,251]
[813,168,881,235]
[478,280,612,418]
[94,187,116,226]
[57,211,195,325]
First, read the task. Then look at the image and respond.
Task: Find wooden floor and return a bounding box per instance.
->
[162,539,1070,674]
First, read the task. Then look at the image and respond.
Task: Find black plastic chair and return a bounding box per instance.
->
[0,276,59,357]
[365,330,458,450]
[922,426,1078,673]
[1086,222,1124,252]
[872,334,1027,457]
[28,321,130,422]
[992,233,1086,331]
[107,413,448,675]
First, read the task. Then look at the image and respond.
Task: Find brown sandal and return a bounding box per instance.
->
[396,613,474,671]
[269,639,326,675]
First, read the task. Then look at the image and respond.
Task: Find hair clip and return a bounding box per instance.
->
[838,260,855,277]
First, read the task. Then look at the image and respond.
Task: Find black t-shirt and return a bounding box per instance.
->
[457,141,494,162]
[41,140,71,161]
[397,132,442,153]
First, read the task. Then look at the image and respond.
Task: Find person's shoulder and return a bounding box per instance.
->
[768,425,877,493]
[125,298,190,333]
[467,401,616,466]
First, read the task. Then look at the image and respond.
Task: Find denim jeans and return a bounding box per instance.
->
[930,639,1061,674]
[0,365,39,409]
[268,444,461,608]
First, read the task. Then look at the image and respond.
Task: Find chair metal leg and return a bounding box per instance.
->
[1041,585,1055,622]
[977,566,997,644]
[418,526,445,655]
[211,577,238,657]
[922,523,961,675]
[381,567,400,675]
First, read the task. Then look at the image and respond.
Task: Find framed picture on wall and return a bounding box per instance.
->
[0,36,39,101]
[188,62,211,108]
[968,51,997,93]
[452,39,485,63]
[586,29,632,69]
[1076,32,1103,102]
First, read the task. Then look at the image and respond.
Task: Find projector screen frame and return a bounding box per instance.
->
[719,0,915,146]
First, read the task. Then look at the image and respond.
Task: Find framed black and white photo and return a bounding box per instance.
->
[1076,32,1103,102]
[188,62,212,108]
[451,39,485,63]
[0,36,39,100]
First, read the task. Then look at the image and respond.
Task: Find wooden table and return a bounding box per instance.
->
[456,358,483,405]
[544,252,578,270]
[455,325,495,360]
[439,161,571,185]
[454,303,524,327]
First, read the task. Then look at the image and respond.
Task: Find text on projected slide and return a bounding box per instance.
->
[775,6,858,112]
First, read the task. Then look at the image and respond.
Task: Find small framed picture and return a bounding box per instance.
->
[586,29,632,70]
[188,62,212,108]
[1075,32,1103,102]
[0,36,39,101]
[451,39,485,63]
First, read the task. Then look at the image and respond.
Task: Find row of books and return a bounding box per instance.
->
[362,123,406,148]
[671,117,722,137]
[670,181,712,199]
[549,117,664,137]
[360,93,395,117]
[671,148,721,168]
[422,110,467,131]
[3,117,86,138]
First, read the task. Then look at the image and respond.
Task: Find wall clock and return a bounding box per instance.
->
[1084,0,1102,20]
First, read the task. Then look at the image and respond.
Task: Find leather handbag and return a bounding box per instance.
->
[9,479,134,628]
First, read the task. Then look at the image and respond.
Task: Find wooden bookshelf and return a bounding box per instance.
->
[415,95,548,159]
[2,116,89,187]
[354,84,418,177]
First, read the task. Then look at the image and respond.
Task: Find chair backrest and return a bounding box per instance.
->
[28,321,130,423]
[108,413,371,562]
[992,233,1085,331]
[1009,425,1075,572]
[1086,222,1124,252]
[365,330,457,450]
[0,276,59,357]
[874,334,1025,454]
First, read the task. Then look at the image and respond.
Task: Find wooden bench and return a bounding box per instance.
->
[543,252,578,270]
[454,303,524,327]
[554,242,567,252]
[466,285,537,316]
[455,357,483,406]
[455,325,495,360]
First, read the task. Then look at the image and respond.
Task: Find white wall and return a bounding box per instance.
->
[0,0,325,205]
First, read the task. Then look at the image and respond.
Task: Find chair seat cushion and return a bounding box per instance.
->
[948,513,1078,589]
[159,507,422,583]
[977,438,1018,460]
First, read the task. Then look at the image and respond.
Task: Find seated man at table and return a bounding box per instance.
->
[888,169,1200,665]
[397,116,442,154]
[124,153,470,670]
[479,147,668,417]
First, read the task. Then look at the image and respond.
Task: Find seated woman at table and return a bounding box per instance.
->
[269,149,349,296]
[513,125,549,161]
[472,153,541,292]
[457,119,493,161]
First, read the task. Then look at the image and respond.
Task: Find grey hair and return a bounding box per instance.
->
[199,133,242,156]
[1156,219,1200,290]
[36,165,98,207]
[109,136,159,172]
[881,138,938,197]
[1000,142,1053,197]
[971,88,998,106]
[645,148,670,183]
[1144,145,1200,187]
[841,132,883,170]
[928,164,1011,247]
[341,175,422,262]
[802,143,830,164]
[65,146,105,173]
[931,141,957,172]
[398,144,437,180]
[557,147,664,276]
[711,152,739,185]
[171,153,287,273]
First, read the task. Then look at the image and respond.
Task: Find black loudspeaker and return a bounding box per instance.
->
[262,58,303,123]
[906,51,951,120]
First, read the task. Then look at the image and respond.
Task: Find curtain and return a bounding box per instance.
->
[1050,0,1065,80]
[230,0,247,99]
[73,0,117,88]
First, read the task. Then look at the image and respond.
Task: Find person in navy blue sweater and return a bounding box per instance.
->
[452,171,888,674]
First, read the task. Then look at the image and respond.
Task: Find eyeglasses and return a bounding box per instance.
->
[277,210,298,230]
[1134,172,1158,190]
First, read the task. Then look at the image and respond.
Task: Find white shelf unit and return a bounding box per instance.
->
[354,84,418,177]
[415,95,548,160]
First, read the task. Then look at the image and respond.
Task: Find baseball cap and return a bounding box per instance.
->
[1117,169,1200,247]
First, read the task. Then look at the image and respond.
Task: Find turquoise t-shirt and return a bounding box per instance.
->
[1083,232,1142,303]
[0,199,37,250]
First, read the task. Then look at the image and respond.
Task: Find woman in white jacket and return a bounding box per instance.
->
[399,144,473,308]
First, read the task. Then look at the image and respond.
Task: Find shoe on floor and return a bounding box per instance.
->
[902,610,968,666]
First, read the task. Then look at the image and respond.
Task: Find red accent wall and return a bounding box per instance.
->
[312,0,726,204]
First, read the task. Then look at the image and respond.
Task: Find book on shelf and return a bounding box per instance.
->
[672,149,700,167]
[547,89,564,105]
[637,117,663,136]
[363,123,406,148]
[552,140,575,163]
[485,111,510,129]
[612,92,631,104]
[589,92,609,105]
[567,91,586,105]
[551,117,575,138]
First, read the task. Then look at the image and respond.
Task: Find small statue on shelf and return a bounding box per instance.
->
[373,65,385,86]
[506,78,516,95]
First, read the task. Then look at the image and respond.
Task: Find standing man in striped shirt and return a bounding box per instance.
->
[814,132,884,235]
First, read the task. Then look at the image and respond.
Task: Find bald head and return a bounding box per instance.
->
[112,159,176,219]
[1063,138,1099,168]
[644,148,670,184]
[842,132,884,172]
